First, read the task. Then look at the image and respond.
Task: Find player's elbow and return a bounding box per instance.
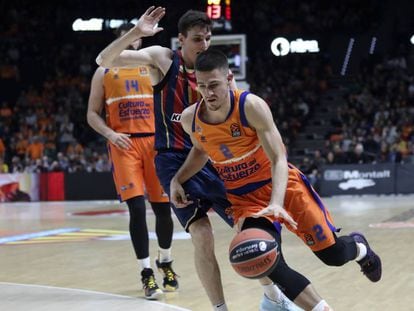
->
[86,111,96,127]
[96,54,113,68]
[96,54,104,66]
[197,149,209,163]
[86,113,92,127]
[272,154,287,167]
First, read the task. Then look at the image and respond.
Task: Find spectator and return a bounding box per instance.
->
[26,136,44,160]
[0,137,5,159]
[346,143,372,164]
[0,157,9,173]
[10,156,24,173]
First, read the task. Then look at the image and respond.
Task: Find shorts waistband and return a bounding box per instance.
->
[127,133,154,138]
[156,148,191,154]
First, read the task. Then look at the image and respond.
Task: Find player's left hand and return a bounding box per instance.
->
[252,204,298,230]
[133,6,165,37]
[170,177,193,208]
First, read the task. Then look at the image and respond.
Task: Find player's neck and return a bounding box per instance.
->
[202,97,231,124]
[180,50,194,69]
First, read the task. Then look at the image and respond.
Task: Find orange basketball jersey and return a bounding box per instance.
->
[192,90,338,251]
[192,90,272,191]
[103,67,154,134]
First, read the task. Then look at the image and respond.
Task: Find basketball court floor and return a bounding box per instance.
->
[1,195,413,310]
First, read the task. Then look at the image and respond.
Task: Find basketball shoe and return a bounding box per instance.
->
[141,268,163,300]
[350,232,382,282]
[260,294,304,311]
[156,259,179,291]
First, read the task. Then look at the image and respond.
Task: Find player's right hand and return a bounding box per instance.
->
[108,132,133,150]
[170,177,193,208]
[133,6,165,38]
[253,203,298,230]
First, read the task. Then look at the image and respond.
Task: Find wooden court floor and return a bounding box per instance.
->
[0,195,413,311]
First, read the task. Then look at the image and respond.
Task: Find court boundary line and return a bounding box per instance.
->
[0,282,191,311]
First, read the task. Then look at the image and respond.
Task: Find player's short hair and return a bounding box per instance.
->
[178,10,212,36]
[115,22,135,38]
[195,49,229,74]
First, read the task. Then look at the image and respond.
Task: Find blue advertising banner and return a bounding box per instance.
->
[319,164,396,196]
[395,164,414,194]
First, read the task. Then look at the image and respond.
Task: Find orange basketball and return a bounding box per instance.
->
[229,228,279,279]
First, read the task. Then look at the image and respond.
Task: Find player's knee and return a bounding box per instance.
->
[151,202,171,218]
[188,217,214,249]
[314,243,349,266]
[126,196,146,220]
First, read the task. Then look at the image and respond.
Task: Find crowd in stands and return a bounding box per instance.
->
[295,49,414,189]
[0,2,110,174]
[0,1,412,177]
[325,50,414,162]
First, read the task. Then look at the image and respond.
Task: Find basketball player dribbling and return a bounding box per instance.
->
[95,7,311,311]
[171,49,382,311]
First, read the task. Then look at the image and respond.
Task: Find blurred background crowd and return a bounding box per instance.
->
[0,0,413,189]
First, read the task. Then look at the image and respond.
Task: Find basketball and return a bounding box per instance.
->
[229,228,279,279]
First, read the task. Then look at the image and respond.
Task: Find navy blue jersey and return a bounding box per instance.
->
[153,50,201,151]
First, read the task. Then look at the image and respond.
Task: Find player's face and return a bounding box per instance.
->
[196,69,230,111]
[179,26,211,67]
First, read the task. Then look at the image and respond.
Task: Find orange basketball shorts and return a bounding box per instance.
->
[227,166,337,252]
[108,136,169,203]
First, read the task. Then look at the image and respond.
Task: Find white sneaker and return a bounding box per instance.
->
[259,294,304,311]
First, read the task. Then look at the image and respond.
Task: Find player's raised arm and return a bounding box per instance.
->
[96,6,168,69]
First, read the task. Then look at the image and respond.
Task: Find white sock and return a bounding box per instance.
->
[262,283,282,302]
[139,257,151,270]
[213,302,228,311]
[312,299,333,311]
[355,242,367,261]
[158,247,172,263]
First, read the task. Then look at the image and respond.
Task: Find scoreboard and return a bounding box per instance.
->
[206,0,232,31]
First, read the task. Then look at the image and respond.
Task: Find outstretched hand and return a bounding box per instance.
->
[133,6,166,37]
[252,204,298,230]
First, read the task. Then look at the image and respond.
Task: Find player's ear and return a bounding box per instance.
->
[227,71,234,84]
[178,33,185,47]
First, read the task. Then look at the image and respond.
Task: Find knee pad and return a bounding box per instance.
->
[314,235,357,266]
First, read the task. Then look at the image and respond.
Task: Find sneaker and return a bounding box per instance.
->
[350,232,382,282]
[259,294,304,311]
[155,259,179,291]
[141,268,163,300]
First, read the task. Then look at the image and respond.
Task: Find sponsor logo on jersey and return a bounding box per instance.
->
[139,67,149,76]
[217,159,261,182]
[112,68,120,79]
[171,113,181,122]
[120,182,134,191]
[118,101,151,120]
[304,233,315,246]
[230,123,241,137]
